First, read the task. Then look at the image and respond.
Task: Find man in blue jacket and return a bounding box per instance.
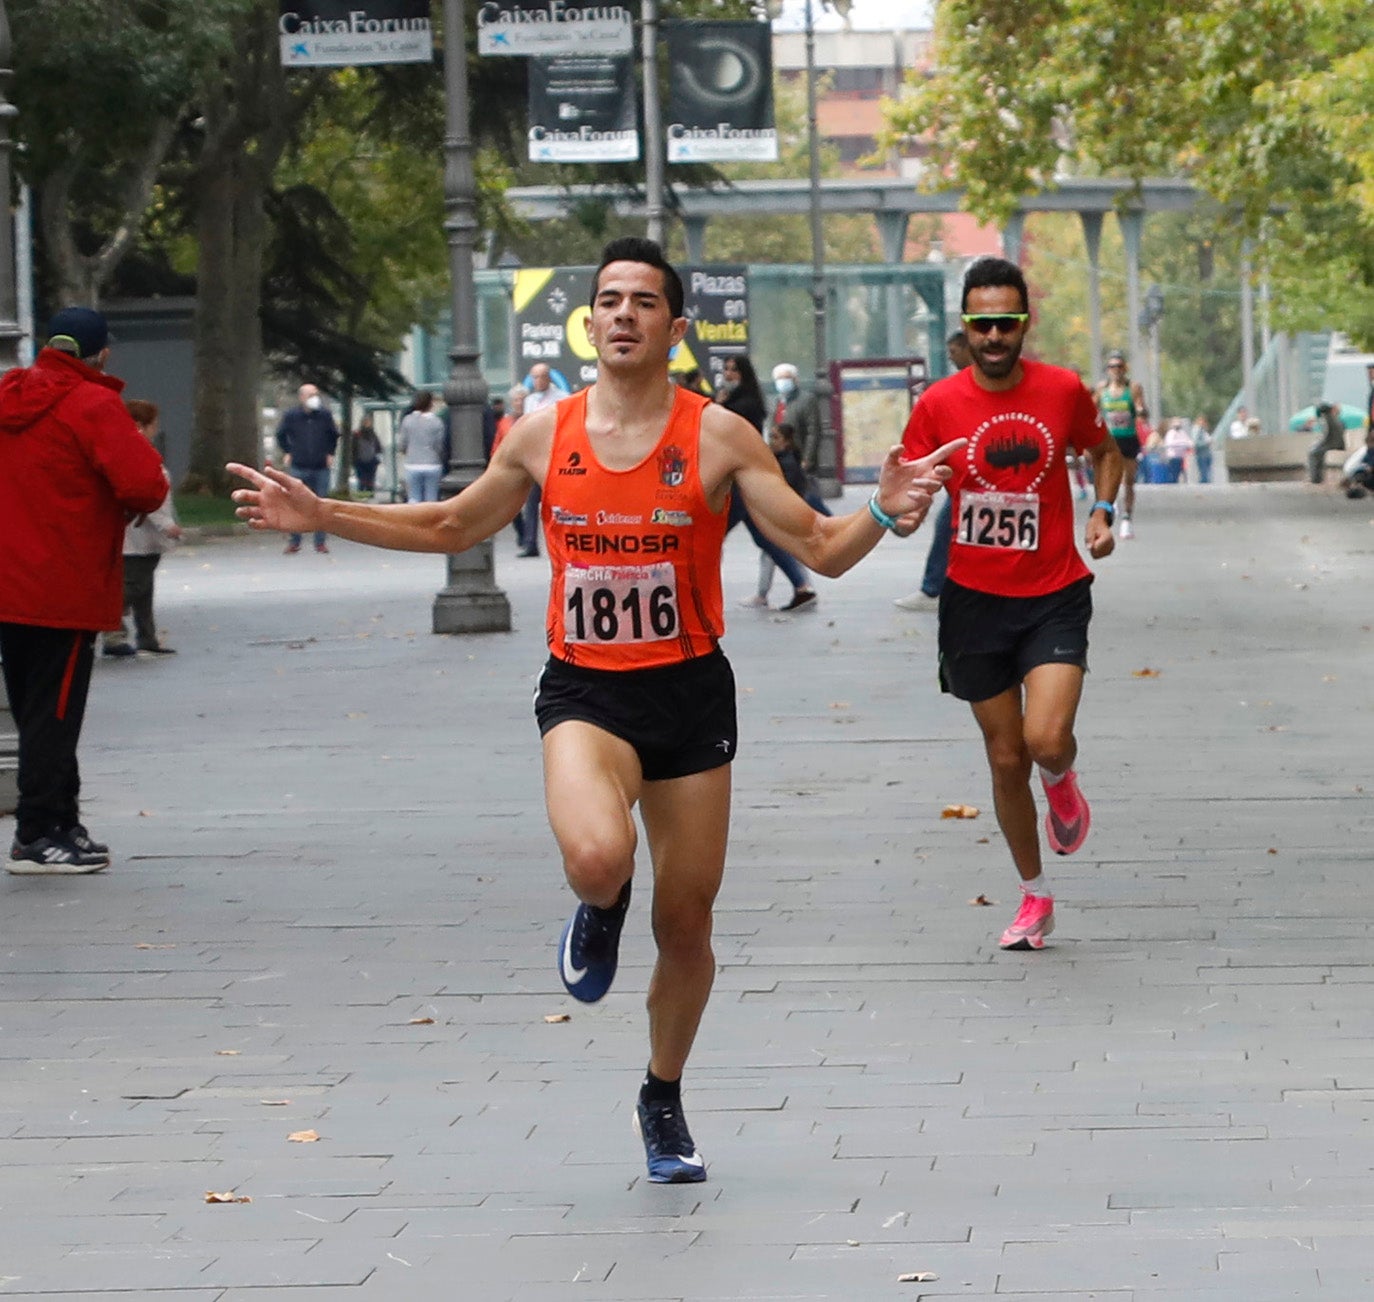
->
[274,382,339,553]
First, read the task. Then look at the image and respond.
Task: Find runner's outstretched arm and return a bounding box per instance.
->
[227,412,543,554]
[724,413,966,577]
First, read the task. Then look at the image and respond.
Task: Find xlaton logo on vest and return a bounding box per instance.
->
[558,450,588,476]
[658,445,686,487]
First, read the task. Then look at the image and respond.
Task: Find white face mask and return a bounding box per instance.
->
[776,378,797,398]
[305,395,322,411]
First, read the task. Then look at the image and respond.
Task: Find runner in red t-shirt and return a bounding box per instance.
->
[902,257,1123,953]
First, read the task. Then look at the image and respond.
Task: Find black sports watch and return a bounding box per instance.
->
[1091,500,1115,525]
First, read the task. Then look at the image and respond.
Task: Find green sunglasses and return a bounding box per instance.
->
[961,313,1030,333]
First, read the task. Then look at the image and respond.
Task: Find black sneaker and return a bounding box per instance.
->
[138,645,176,655]
[635,1097,707,1183]
[102,643,136,658]
[556,882,631,1003]
[67,824,111,859]
[8,831,109,875]
[780,590,817,613]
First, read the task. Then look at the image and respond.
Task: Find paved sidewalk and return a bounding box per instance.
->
[1,482,1372,1301]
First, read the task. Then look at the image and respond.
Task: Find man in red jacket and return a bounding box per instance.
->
[0,308,169,874]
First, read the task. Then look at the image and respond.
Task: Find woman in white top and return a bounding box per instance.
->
[397,391,446,503]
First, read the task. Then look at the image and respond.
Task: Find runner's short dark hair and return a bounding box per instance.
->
[591,238,685,319]
[961,256,1030,314]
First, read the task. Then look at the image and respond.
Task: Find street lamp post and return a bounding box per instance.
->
[0,0,22,813]
[432,0,510,634]
[0,0,23,369]
[804,0,837,497]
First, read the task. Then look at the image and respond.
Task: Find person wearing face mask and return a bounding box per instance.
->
[274,383,340,554]
[770,363,824,482]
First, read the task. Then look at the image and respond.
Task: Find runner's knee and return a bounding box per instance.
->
[561,831,635,905]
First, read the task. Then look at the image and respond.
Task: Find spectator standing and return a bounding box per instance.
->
[1305,401,1347,485]
[352,415,382,495]
[1163,419,1193,483]
[0,308,168,873]
[103,399,182,657]
[722,354,817,612]
[275,383,339,554]
[1190,414,1214,483]
[894,330,973,612]
[1229,405,1250,440]
[516,363,566,557]
[398,392,446,504]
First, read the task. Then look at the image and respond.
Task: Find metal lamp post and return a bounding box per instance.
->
[0,0,22,369]
[804,0,837,496]
[432,0,510,634]
[0,0,21,813]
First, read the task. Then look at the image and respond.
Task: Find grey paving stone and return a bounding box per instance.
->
[2,486,1372,1296]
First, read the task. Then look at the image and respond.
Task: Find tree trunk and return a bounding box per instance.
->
[185,0,296,494]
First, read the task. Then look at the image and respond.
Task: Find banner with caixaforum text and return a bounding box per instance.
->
[279,0,433,68]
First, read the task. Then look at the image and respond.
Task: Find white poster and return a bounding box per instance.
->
[280,0,433,67]
[478,2,633,57]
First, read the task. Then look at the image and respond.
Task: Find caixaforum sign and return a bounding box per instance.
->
[478,2,633,57]
[279,0,432,67]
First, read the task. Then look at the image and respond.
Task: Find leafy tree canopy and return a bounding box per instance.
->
[884,0,1374,346]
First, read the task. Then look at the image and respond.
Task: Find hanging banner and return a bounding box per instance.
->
[279,0,433,67]
[513,265,749,391]
[528,55,639,162]
[478,2,633,57]
[664,21,778,163]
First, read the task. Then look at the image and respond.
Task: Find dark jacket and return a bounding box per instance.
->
[0,348,168,630]
[275,405,339,469]
[774,447,808,498]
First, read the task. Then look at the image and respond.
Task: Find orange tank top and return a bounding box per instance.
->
[543,387,728,670]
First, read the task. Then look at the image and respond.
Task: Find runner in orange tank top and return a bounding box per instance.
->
[227,237,964,1187]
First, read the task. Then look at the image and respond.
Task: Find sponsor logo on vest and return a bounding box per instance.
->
[551,507,588,526]
[564,533,681,555]
[650,508,693,526]
[596,510,642,525]
[559,450,588,476]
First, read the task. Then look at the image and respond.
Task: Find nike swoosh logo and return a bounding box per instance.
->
[676,1152,705,1168]
[561,924,587,986]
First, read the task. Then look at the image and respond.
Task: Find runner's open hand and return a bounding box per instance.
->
[226,461,326,537]
[874,439,967,538]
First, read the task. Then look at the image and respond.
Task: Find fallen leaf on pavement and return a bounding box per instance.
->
[260,1100,290,1106]
[138,810,155,817]
[941,804,979,819]
[135,943,176,950]
[205,1191,251,1204]
[287,1130,320,1143]
[1132,668,1161,678]
[544,1013,571,1024]
[215,1050,240,1057]
[898,1272,937,1283]
[408,1017,435,1025]
[968,894,995,907]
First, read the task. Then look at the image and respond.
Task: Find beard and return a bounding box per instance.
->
[971,336,1022,381]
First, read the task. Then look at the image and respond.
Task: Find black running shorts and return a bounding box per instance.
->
[1112,434,1141,461]
[938,577,1092,703]
[534,650,738,781]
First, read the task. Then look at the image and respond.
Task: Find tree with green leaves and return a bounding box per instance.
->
[884,0,1374,347]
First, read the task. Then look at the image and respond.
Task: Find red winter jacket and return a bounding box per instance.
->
[0,348,169,631]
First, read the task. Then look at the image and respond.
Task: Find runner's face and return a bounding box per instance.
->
[964,286,1027,382]
[586,261,687,371]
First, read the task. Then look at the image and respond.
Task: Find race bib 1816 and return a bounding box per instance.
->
[564,563,680,644]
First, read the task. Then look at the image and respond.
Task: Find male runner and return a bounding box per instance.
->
[1094,350,1147,539]
[229,237,962,1183]
[901,257,1123,952]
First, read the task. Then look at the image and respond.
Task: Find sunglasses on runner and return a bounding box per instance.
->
[961,313,1030,333]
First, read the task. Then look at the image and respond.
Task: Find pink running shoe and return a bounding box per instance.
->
[1000,893,1054,950]
[1043,769,1091,856]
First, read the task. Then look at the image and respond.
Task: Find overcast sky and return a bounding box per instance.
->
[772,0,935,30]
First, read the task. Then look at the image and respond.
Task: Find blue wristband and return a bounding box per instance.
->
[1091,500,1114,519]
[867,492,900,531]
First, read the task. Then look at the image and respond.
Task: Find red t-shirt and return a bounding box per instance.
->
[901,359,1107,598]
